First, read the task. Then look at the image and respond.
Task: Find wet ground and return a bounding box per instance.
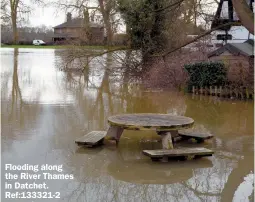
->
[1,48,254,202]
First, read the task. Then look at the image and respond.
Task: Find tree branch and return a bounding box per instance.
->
[154,0,184,12]
[232,0,254,35]
[156,21,242,58]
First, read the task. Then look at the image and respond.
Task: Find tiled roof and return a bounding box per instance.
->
[53,18,103,29]
[208,39,254,57]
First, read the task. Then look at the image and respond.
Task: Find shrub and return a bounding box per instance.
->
[184,62,227,91]
[19,41,32,45]
[46,41,54,46]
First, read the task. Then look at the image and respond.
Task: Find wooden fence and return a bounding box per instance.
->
[191,86,254,99]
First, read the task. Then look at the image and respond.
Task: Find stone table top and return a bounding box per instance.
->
[108,113,194,131]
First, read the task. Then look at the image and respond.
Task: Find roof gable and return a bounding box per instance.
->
[208,40,254,58]
[53,18,103,29]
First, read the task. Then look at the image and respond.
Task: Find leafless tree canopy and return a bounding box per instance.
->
[1,0,47,44]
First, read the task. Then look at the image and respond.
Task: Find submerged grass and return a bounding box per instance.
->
[0,45,127,50]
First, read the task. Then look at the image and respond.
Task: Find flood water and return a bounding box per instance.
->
[1,48,254,202]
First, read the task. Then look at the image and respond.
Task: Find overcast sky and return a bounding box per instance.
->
[28,3,125,32]
[27,0,98,28]
[29,7,65,28]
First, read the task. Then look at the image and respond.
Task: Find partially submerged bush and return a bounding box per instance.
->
[184,62,227,91]
[143,50,209,89]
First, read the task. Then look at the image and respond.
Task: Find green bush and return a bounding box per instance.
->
[184,62,227,91]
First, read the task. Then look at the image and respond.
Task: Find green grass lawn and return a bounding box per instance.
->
[0,44,127,50]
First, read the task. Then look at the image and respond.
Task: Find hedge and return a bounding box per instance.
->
[184,62,227,91]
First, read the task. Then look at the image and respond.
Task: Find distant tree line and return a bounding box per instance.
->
[1,25,54,44]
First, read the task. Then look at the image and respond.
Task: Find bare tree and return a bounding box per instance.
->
[54,0,117,45]
[1,0,9,24]
[59,0,253,87]
[98,0,116,45]
[1,0,46,44]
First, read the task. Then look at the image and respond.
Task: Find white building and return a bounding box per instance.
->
[211,26,254,45]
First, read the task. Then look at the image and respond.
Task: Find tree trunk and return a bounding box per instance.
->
[232,0,254,34]
[126,24,131,46]
[149,1,168,54]
[12,18,18,44]
[83,8,92,43]
[104,17,113,46]
[10,0,19,44]
[98,0,113,46]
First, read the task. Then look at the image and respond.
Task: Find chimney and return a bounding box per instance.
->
[66,12,72,22]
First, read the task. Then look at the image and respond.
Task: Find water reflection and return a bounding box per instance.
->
[1,48,254,202]
[107,140,213,185]
[9,49,23,120]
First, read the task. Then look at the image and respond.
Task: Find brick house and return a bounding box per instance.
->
[208,39,254,86]
[52,13,104,44]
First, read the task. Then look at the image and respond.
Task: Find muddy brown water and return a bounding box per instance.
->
[1,48,254,202]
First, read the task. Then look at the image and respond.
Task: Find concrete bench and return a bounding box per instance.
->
[178,131,214,143]
[75,131,107,147]
[143,147,214,161]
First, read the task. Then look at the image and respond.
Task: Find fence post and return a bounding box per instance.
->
[235,89,239,98]
[240,87,244,99]
[224,86,228,97]
[192,86,195,94]
[209,86,212,95]
[229,87,232,98]
[245,88,249,99]
[215,86,217,96]
[219,86,222,97]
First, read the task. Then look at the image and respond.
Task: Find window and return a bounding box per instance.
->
[216,34,232,40]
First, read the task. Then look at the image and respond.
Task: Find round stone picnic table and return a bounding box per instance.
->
[106,113,194,149]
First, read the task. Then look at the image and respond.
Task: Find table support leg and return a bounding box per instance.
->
[106,126,124,145]
[161,132,174,149]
